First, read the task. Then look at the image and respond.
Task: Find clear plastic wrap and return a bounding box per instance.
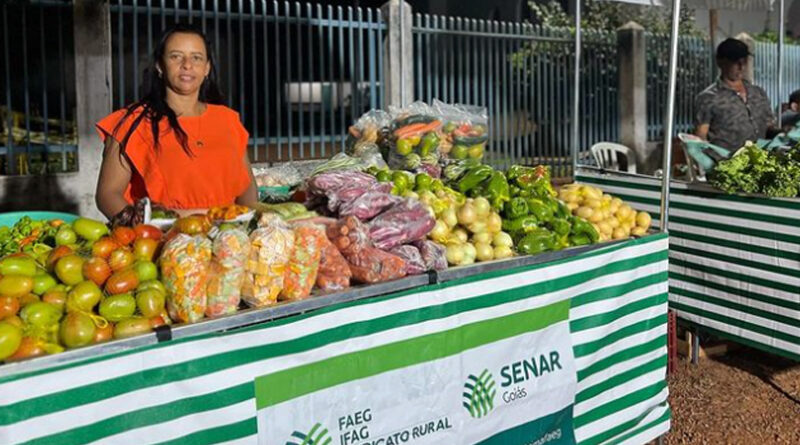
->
[367,198,436,250]
[412,239,448,272]
[316,236,352,292]
[433,100,489,164]
[206,228,250,318]
[338,191,403,221]
[307,171,392,214]
[346,109,391,157]
[347,247,407,284]
[384,102,443,175]
[325,216,371,258]
[241,214,295,308]
[253,164,302,187]
[280,223,326,301]
[160,234,214,323]
[389,245,426,275]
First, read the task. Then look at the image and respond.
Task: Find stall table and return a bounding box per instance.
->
[0,234,669,445]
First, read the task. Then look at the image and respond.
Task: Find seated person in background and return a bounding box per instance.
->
[695,38,776,150]
[780,89,800,131]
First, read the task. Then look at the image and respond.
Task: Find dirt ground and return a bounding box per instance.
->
[665,347,800,444]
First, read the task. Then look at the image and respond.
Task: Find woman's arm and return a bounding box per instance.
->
[235,153,258,207]
[96,138,133,219]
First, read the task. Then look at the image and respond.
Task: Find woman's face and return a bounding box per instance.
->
[159,32,211,96]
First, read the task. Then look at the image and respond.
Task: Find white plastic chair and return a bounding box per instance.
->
[590,142,637,174]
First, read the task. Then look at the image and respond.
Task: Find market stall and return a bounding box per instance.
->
[575,167,800,362]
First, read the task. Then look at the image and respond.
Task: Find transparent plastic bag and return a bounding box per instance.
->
[347,247,407,284]
[338,191,403,221]
[160,234,214,323]
[316,236,352,292]
[280,222,326,301]
[242,214,295,307]
[433,100,489,164]
[384,101,443,174]
[411,239,448,272]
[368,198,436,250]
[253,164,302,187]
[326,216,371,258]
[206,228,250,318]
[346,109,391,157]
[389,245,426,275]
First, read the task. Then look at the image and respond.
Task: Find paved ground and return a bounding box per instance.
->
[665,348,800,444]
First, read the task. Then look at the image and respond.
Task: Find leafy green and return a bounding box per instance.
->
[710,142,800,198]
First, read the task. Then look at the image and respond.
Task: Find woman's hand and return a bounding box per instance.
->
[235,152,259,207]
[96,138,133,220]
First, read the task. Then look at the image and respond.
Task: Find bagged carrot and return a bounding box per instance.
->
[206,227,250,318]
[347,247,407,284]
[316,236,351,292]
[242,214,295,307]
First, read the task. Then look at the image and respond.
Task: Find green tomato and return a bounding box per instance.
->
[376,170,392,183]
[133,261,158,282]
[0,256,38,277]
[55,255,84,286]
[468,144,485,159]
[72,218,109,242]
[66,280,103,313]
[415,173,433,191]
[396,138,414,156]
[136,289,166,318]
[99,293,137,322]
[451,145,469,160]
[55,227,77,246]
[391,172,410,191]
[20,301,62,329]
[137,279,167,296]
[32,274,58,296]
[0,321,22,360]
[59,312,96,349]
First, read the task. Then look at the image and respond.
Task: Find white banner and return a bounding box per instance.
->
[255,304,576,445]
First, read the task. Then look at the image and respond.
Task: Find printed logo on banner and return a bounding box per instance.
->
[462,369,497,418]
[287,423,332,445]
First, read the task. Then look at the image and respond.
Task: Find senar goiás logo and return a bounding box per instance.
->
[462,369,497,418]
[287,423,332,445]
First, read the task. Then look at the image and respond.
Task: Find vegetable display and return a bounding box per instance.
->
[709,142,800,198]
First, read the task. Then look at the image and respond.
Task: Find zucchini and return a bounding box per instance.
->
[393,114,437,129]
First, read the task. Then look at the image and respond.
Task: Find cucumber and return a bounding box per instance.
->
[393,114,437,129]
[453,134,489,145]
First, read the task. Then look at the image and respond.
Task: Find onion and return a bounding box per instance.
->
[636,212,652,229]
[442,208,458,228]
[576,206,594,220]
[473,232,492,245]
[612,227,628,240]
[493,232,513,248]
[468,221,487,235]
[430,220,450,244]
[462,243,477,261]
[475,243,494,262]
[452,228,469,244]
[473,197,491,217]
[457,203,477,225]
[494,246,514,259]
[487,213,502,233]
[446,243,465,265]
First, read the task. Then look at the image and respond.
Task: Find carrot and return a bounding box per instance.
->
[393,123,427,139]
[394,120,442,139]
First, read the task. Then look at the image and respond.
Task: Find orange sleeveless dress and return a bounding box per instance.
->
[96,104,251,210]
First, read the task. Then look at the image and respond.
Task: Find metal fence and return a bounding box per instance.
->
[755,40,800,111]
[109,0,386,163]
[0,0,77,176]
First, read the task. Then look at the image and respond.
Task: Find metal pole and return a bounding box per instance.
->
[571,0,581,176]
[658,0,680,233]
[399,0,406,106]
[777,0,784,128]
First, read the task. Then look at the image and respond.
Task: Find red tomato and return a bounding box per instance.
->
[0,296,19,320]
[93,323,114,343]
[83,257,112,287]
[112,226,137,246]
[174,216,210,235]
[105,268,140,295]
[42,290,67,312]
[92,236,120,260]
[149,314,167,329]
[46,246,74,271]
[4,315,23,329]
[18,293,40,307]
[133,224,163,241]
[132,239,159,262]
[108,249,135,272]
[7,336,45,362]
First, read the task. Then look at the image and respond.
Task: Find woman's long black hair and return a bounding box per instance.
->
[112,24,225,156]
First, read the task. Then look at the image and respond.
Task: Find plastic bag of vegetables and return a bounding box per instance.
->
[385,102,443,176]
[206,227,250,318]
[242,215,295,307]
[280,222,326,301]
[389,245,426,275]
[346,109,391,157]
[316,236,352,292]
[433,100,489,165]
[368,198,435,250]
[160,234,214,323]
[326,216,372,258]
[347,247,407,284]
[411,239,448,271]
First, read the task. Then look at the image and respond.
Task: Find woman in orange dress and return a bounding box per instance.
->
[95,24,257,219]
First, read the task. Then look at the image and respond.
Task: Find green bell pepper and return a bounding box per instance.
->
[503,197,529,220]
[569,234,592,246]
[502,215,539,235]
[486,171,510,211]
[570,216,599,243]
[507,165,556,198]
[526,198,554,223]
[517,230,555,255]
[549,218,571,237]
[457,165,494,194]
